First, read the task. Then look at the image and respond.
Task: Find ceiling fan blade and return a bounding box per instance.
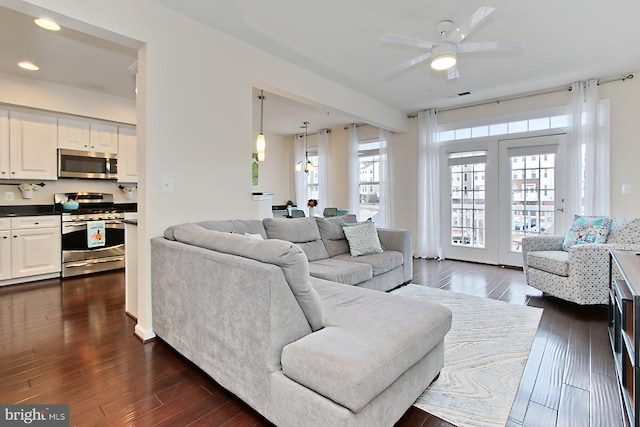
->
[380,33,434,50]
[445,6,495,44]
[382,51,432,79]
[446,65,460,80]
[457,41,526,53]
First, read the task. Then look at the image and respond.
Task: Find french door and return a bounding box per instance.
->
[498,135,565,266]
[441,134,565,266]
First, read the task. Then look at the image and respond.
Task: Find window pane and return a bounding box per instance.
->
[508,120,528,133]
[449,157,486,248]
[455,128,471,140]
[528,118,549,131]
[489,123,508,135]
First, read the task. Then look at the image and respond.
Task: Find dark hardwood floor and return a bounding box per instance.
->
[0,259,625,426]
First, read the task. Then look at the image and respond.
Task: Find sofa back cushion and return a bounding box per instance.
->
[315,214,358,257]
[164,219,266,240]
[171,223,325,331]
[263,217,329,262]
[607,217,640,244]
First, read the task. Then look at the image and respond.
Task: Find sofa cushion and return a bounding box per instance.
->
[282,279,452,413]
[164,219,267,240]
[342,220,384,257]
[562,215,612,251]
[526,250,570,277]
[315,214,358,257]
[171,223,325,331]
[333,250,404,276]
[308,258,372,285]
[607,217,640,244]
[263,217,329,262]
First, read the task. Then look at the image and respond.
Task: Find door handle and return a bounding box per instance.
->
[556,208,564,212]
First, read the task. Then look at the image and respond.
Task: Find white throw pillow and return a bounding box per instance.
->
[341,220,384,257]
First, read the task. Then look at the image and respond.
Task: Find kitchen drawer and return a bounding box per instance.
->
[0,218,9,230]
[10,215,60,230]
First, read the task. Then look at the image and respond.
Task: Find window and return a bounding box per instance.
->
[306,152,319,201]
[358,141,381,220]
[448,151,487,248]
[438,112,569,142]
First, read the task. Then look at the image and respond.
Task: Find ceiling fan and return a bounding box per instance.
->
[381,6,525,80]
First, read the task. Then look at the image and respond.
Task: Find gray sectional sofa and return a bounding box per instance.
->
[152,215,452,426]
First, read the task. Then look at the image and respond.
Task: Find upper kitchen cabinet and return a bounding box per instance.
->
[0,110,8,179]
[89,122,118,154]
[57,117,90,151]
[59,118,118,154]
[117,126,137,183]
[7,111,57,180]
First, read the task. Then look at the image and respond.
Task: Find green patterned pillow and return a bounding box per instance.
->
[341,220,384,257]
[562,215,612,251]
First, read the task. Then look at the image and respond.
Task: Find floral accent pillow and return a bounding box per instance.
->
[341,220,384,257]
[562,215,612,251]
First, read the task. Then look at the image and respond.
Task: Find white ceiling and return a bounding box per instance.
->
[3,1,640,135]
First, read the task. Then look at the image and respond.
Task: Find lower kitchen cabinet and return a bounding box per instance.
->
[0,229,10,281]
[0,215,61,285]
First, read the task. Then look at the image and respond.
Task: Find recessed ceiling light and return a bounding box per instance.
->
[34,18,60,31]
[18,61,39,71]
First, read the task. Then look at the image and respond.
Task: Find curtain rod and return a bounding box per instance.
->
[294,129,331,138]
[411,73,634,116]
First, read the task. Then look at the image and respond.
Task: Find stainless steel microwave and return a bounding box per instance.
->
[58,149,118,179]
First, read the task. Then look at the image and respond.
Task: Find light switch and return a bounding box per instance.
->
[162,177,174,193]
[4,191,13,201]
[622,184,632,195]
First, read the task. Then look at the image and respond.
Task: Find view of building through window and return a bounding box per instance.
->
[510,152,557,250]
[449,152,486,248]
[358,141,380,220]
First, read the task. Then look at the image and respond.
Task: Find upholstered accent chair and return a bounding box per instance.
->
[522,217,640,305]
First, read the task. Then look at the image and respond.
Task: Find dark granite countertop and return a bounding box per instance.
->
[0,203,137,217]
[0,205,58,217]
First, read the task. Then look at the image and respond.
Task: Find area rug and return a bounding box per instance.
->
[390,284,543,427]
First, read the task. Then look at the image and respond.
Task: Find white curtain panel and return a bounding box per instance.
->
[347,124,360,218]
[583,80,610,216]
[564,82,585,231]
[293,134,307,210]
[377,128,392,228]
[417,110,442,259]
[317,129,332,214]
[566,80,610,228]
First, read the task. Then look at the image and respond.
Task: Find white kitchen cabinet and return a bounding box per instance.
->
[89,122,118,154]
[117,126,137,183]
[57,117,91,151]
[0,216,61,285]
[8,111,57,180]
[0,218,10,281]
[0,110,9,179]
[59,117,118,154]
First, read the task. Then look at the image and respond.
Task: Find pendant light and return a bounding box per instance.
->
[256,90,266,161]
[296,122,314,173]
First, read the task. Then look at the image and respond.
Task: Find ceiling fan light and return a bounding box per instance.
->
[431,54,456,70]
[430,42,457,70]
[18,61,39,71]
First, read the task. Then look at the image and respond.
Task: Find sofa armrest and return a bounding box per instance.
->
[521,235,564,279]
[377,228,412,284]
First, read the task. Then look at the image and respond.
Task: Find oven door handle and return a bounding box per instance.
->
[65,256,125,268]
[64,220,123,227]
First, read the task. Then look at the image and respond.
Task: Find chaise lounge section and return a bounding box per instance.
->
[152,218,451,426]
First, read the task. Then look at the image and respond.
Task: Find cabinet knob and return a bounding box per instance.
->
[2,236,7,239]
[34,222,39,225]
[13,235,17,238]
[11,171,15,174]
[1,171,5,175]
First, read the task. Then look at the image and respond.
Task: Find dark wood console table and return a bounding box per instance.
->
[609,250,640,427]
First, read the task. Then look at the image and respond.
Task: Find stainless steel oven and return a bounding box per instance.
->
[55,193,125,277]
